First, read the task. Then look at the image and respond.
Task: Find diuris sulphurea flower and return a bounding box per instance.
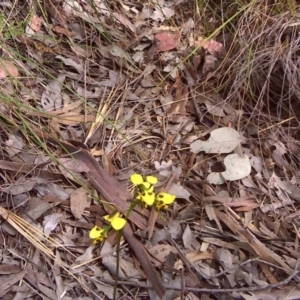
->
[89,212,127,244]
[130,173,158,207]
[155,192,176,210]
[104,212,127,230]
[89,225,108,244]
[130,173,176,209]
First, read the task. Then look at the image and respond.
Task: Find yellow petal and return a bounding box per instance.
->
[156,193,176,205]
[146,175,158,185]
[155,201,166,210]
[130,174,144,185]
[89,226,106,239]
[140,182,154,192]
[104,212,120,223]
[140,191,155,206]
[93,235,106,244]
[111,217,127,230]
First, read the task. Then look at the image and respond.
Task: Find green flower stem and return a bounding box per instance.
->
[113,229,122,300]
[125,199,139,220]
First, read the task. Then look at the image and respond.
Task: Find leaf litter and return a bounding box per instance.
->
[0,0,300,299]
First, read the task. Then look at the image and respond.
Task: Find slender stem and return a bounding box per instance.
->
[113,230,122,300]
[125,199,139,220]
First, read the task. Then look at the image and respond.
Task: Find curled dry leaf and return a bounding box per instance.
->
[55,55,84,73]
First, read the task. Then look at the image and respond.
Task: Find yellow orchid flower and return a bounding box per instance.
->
[89,225,107,244]
[131,173,158,206]
[155,192,176,210]
[104,212,127,231]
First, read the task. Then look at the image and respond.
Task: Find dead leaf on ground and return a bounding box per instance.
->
[168,183,191,201]
[70,187,91,219]
[203,39,225,57]
[182,224,201,251]
[155,32,178,52]
[43,213,62,236]
[191,127,241,154]
[0,264,21,274]
[41,74,65,111]
[148,244,177,267]
[26,15,42,34]
[0,61,19,78]
[5,133,24,157]
[3,178,37,196]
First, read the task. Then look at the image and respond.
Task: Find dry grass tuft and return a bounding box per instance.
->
[220,1,300,137]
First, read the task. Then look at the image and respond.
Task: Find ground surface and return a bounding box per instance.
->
[1,0,300,299]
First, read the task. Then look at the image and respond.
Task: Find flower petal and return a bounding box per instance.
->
[155,201,166,210]
[89,226,106,239]
[93,235,106,244]
[146,175,158,185]
[111,217,127,230]
[140,191,155,206]
[140,182,154,192]
[155,193,176,209]
[104,212,120,223]
[156,193,176,205]
[130,174,144,185]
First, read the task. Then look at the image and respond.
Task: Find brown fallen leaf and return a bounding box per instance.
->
[0,61,19,79]
[0,264,21,274]
[70,187,91,219]
[3,178,37,196]
[28,15,42,32]
[58,157,90,174]
[155,32,178,52]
